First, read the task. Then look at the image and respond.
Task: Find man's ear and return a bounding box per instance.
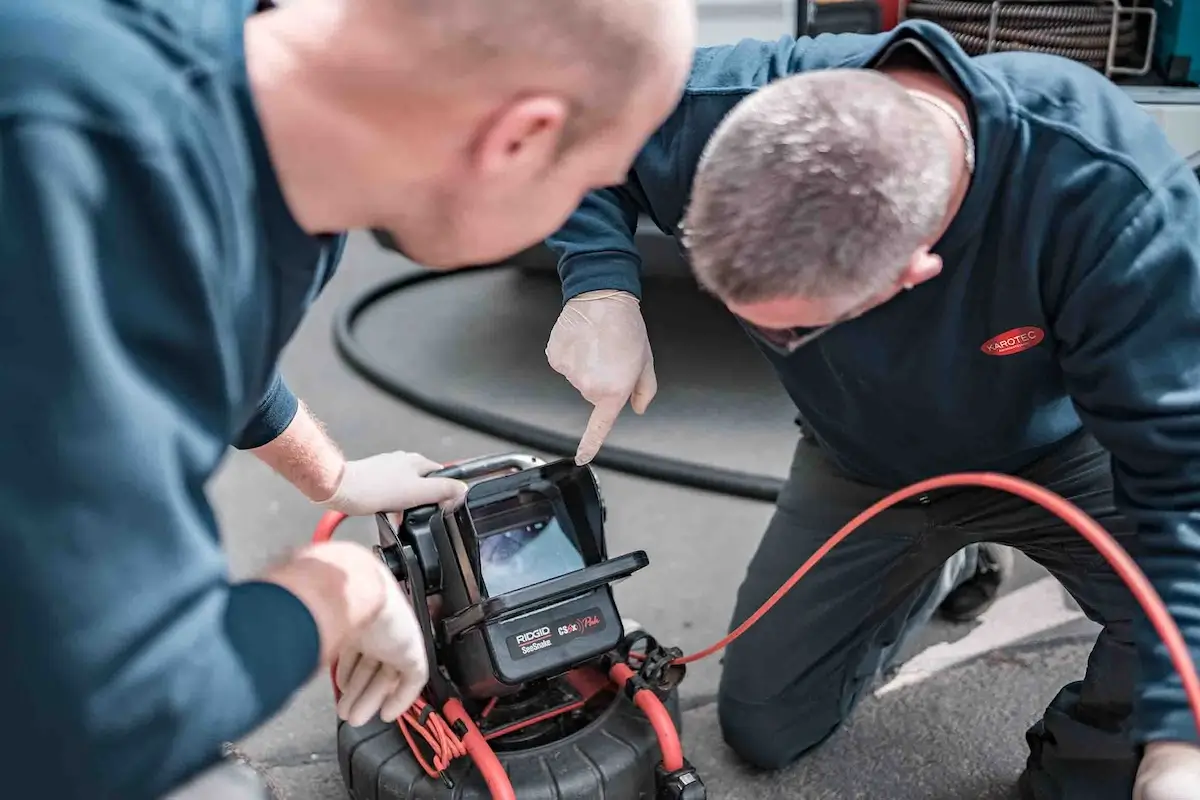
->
[472,96,569,178]
[898,246,943,290]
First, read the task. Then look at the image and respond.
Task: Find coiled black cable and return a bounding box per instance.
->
[333,267,787,503]
[904,1,1140,70]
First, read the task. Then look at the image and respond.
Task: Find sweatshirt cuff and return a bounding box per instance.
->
[1135,649,1200,744]
[233,373,299,450]
[224,581,321,715]
[1135,702,1200,746]
[559,252,643,303]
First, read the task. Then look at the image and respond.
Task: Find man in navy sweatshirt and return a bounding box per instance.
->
[0,0,695,798]
[544,21,1200,800]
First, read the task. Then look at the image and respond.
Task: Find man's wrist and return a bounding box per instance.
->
[260,542,387,665]
[312,459,348,506]
[250,401,347,502]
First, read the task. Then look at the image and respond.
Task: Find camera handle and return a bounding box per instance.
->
[431,454,545,483]
[373,512,455,705]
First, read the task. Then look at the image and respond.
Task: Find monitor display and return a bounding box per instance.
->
[477,515,586,597]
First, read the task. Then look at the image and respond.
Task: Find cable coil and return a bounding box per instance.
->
[904,0,1141,71]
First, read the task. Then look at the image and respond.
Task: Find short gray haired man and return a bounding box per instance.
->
[544,21,1200,800]
[684,69,957,315]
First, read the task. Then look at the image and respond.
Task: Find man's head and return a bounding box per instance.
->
[251,0,695,267]
[681,68,965,341]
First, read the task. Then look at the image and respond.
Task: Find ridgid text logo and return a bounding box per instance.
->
[515,626,551,645]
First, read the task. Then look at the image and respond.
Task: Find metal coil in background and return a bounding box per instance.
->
[903,0,1156,75]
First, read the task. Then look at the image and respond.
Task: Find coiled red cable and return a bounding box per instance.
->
[313,470,1200,798]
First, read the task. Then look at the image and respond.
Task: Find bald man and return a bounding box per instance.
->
[0,0,694,798]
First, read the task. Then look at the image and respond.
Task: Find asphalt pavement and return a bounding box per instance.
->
[214,233,1103,799]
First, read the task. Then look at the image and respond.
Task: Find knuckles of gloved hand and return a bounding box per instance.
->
[318,451,467,517]
[545,290,650,403]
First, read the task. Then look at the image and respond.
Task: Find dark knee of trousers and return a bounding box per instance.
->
[717,689,841,771]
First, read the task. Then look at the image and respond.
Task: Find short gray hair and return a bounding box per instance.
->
[681,69,955,305]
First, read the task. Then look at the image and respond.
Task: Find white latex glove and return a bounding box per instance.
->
[334,557,430,727]
[545,290,657,465]
[1135,741,1200,799]
[316,451,467,516]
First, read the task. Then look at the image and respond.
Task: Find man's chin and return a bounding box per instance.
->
[369,227,408,258]
[369,226,536,271]
[368,227,457,269]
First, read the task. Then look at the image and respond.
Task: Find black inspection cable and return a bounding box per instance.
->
[904,1,1139,71]
[333,265,786,503]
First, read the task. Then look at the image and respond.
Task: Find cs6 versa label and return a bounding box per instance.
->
[506,608,608,660]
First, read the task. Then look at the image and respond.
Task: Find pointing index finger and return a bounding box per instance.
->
[576,399,624,465]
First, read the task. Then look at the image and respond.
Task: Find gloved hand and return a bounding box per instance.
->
[334,556,430,727]
[316,451,468,516]
[1134,741,1200,800]
[545,290,657,465]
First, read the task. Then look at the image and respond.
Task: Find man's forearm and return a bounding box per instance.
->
[249,401,345,503]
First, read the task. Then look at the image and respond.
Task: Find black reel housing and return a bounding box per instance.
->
[375,454,648,699]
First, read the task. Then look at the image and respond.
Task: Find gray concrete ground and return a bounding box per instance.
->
[214,234,1103,799]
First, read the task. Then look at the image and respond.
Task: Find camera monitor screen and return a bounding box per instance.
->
[477,515,587,598]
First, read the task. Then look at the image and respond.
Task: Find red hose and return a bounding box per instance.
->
[311,468,1200,796]
[610,662,686,773]
[311,510,345,543]
[659,471,1200,736]
[441,698,517,800]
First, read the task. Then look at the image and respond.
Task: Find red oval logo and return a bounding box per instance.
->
[981,326,1045,357]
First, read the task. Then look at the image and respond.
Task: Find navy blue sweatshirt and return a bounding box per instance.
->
[547,21,1200,744]
[0,0,345,796]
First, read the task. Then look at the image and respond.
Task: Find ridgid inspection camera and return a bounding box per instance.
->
[318,454,704,800]
[397,453,648,698]
[318,453,1200,800]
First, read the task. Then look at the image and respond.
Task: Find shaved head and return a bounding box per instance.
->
[379,0,693,139]
[250,0,694,266]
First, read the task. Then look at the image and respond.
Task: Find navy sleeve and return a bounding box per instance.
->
[233,371,300,449]
[547,184,646,301]
[1053,162,1200,744]
[0,119,320,798]
[546,29,898,302]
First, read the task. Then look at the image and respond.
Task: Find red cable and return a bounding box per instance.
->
[441,698,517,800]
[610,662,685,772]
[396,697,469,778]
[311,510,345,544]
[310,469,1200,797]
[646,471,1200,736]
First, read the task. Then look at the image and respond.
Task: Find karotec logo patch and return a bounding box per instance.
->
[981,326,1045,357]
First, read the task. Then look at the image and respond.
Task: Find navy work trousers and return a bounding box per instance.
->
[717,431,1139,799]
